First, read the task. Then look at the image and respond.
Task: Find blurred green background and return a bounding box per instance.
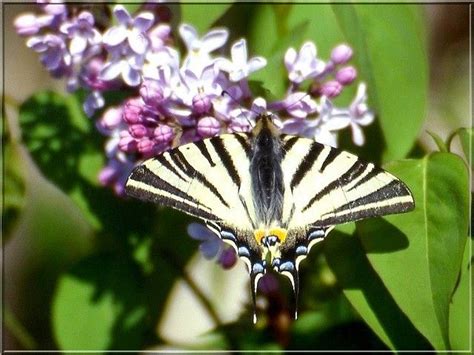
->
[3,3,471,351]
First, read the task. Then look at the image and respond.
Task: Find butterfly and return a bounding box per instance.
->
[125,113,415,323]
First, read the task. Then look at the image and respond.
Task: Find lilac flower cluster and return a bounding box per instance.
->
[15,3,374,267]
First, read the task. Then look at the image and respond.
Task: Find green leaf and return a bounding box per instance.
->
[52,254,148,350]
[324,230,431,350]
[248,4,344,98]
[357,153,469,349]
[448,237,471,350]
[180,3,233,33]
[426,131,448,152]
[18,91,158,242]
[332,5,428,162]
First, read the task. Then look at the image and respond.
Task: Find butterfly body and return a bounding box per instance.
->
[126,113,414,322]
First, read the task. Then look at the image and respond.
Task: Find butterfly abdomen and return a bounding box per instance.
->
[250,115,284,226]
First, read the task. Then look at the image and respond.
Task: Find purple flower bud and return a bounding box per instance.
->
[192,93,212,114]
[320,80,343,98]
[129,124,149,138]
[140,80,164,106]
[119,135,137,152]
[123,98,143,124]
[335,66,357,85]
[14,14,40,36]
[197,116,221,137]
[154,124,174,143]
[97,107,123,133]
[331,44,353,65]
[218,247,237,269]
[137,138,155,155]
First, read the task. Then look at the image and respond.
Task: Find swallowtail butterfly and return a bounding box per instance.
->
[125,113,415,322]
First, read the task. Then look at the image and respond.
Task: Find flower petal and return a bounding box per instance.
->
[122,64,141,86]
[284,47,297,70]
[351,122,365,146]
[100,60,124,81]
[113,5,132,25]
[103,25,127,46]
[128,28,149,54]
[133,12,154,32]
[201,28,229,52]
[187,223,213,241]
[179,24,198,50]
[247,56,267,74]
[69,35,87,55]
[231,39,247,66]
[200,239,221,259]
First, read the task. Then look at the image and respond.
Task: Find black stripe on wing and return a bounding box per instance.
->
[210,137,241,187]
[125,165,219,221]
[290,142,324,189]
[319,148,340,172]
[302,160,368,212]
[170,149,230,208]
[316,179,414,226]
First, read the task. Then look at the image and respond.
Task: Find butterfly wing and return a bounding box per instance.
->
[281,135,414,230]
[125,133,265,298]
[126,133,255,228]
[276,135,414,303]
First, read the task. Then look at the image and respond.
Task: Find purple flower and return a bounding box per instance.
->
[14,13,41,36]
[27,34,71,75]
[99,157,135,196]
[271,92,317,119]
[176,63,222,107]
[217,39,267,82]
[284,41,325,84]
[102,5,154,54]
[60,11,101,56]
[347,83,374,145]
[187,223,237,268]
[83,91,105,117]
[187,223,223,260]
[179,24,228,72]
[100,5,155,86]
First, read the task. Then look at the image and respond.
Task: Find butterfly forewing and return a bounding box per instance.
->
[126,133,257,231]
[280,135,414,230]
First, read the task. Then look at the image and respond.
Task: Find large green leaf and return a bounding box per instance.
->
[52,253,148,350]
[324,229,430,350]
[448,237,471,350]
[332,5,428,161]
[180,3,233,33]
[356,153,469,349]
[18,91,158,241]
